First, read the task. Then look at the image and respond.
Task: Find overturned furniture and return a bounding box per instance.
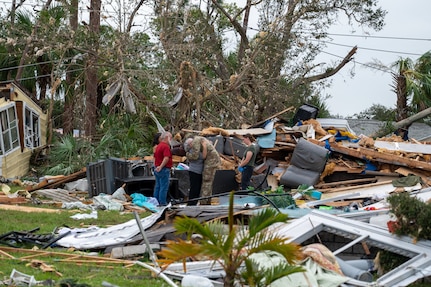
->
[279,138,329,188]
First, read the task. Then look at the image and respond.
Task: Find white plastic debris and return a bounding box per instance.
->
[70,210,98,220]
[10,269,39,287]
[181,275,214,287]
[111,184,127,201]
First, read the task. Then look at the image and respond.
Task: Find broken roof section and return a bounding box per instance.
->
[271,210,431,287]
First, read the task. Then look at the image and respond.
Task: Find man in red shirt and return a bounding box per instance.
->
[153,131,173,206]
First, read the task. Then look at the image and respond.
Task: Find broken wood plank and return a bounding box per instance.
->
[0,196,28,204]
[0,204,63,213]
[27,169,87,192]
[0,246,135,266]
[324,199,364,207]
[309,139,431,172]
[315,177,377,189]
[123,203,155,213]
[249,106,295,128]
[0,249,15,259]
[319,181,395,202]
[363,170,400,177]
[274,141,297,147]
[331,166,364,174]
[319,180,394,194]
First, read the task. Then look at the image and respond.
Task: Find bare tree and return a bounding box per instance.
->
[152,0,386,130]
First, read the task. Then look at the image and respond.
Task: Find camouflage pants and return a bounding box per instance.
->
[200,154,220,205]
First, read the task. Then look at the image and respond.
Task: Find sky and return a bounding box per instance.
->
[320,0,431,117]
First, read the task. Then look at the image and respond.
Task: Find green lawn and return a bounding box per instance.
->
[0,206,170,286]
[1,204,429,286]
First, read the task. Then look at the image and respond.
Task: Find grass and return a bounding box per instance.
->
[1,198,430,286]
[0,206,169,286]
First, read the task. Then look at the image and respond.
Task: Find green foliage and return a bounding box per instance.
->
[97,112,151,158]
[375,250,409,275]
[305,96,332,119]
[353,104,396,121]
[147,0,387,129]
[44,135,91,175]
[158,192,302,287]
[0,259,166,287]
[260,186,296,208]
[387,192,431,241]
[241,255,304,287]
[0,207,167,285]
[369,121,397,138]
[0,207,139,234]
[390,51,431,121]
[405,51,431,111]
[43,112,152,175]
[0,0,389,133]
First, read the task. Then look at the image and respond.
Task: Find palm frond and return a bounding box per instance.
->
[159,192,303,286]
[157,239,209,266]
[247,208,289,237]
[241,256,304,287]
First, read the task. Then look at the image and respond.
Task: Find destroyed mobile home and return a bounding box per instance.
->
[2,107,431,286]
[0,82,48,178]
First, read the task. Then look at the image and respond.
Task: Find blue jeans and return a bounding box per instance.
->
[240,165,253,190]
[153,168,170,205]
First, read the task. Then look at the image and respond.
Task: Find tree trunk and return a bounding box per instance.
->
[371,107,431,139]
[395,73,408,122]
[394,70,409,139]
[63,0,78,135]
[393,107,431,131]
[84,0,101,138]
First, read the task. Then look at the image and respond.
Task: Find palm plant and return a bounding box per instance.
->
[408,51,431,112]
[45,135,93,175]
[392,51,431,121]
[43,111,152,175]
[157,192,303,287]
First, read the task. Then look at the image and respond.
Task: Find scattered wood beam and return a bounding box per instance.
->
[309,139,431,172]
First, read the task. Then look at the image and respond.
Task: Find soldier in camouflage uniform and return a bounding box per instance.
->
[185,136,221,205]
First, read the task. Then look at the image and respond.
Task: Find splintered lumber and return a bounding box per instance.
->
[0,195,28,204]
[0,246,135,266]
[26,169,87,192]
[309,139,431,172]
[315,177,377,189]
[0,204,62,213]
[319,180,394,195]
[324,199,364,207]
[249,106,295,128]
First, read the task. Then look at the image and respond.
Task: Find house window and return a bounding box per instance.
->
[0,105,19,155]
[24,106,40,148]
